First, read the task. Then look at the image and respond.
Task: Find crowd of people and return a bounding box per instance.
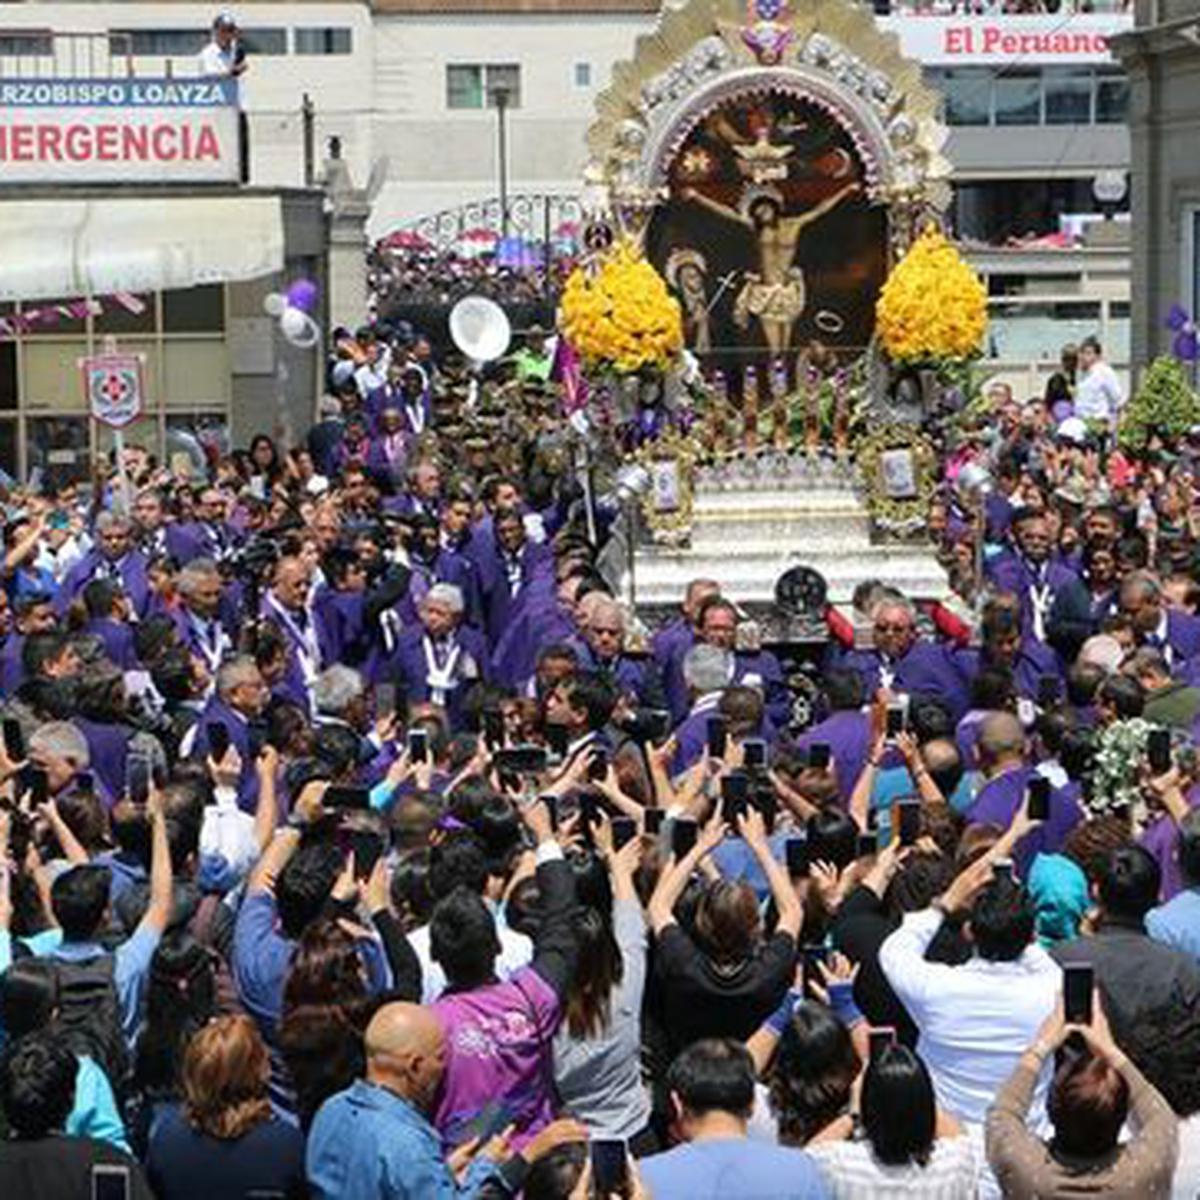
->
[0,306,1197,1200]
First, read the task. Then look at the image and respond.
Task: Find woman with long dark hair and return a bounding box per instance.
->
[129,934,217,1155]
[807,1042,974,1197]
[552,820,651,1148]
[277,915,373,1129]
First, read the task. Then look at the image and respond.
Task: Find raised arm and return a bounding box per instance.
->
[684,187,753,229]
[738,807,802,939]
[138,791,175,936]
[785,181,861,233]
[647,812,725,934]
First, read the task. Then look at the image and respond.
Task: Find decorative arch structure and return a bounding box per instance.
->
[584,0,951,257]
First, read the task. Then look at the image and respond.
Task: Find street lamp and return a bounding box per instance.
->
[489,83,511,239]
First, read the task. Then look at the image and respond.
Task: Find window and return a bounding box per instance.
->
[935,69,990,127]
[994,71,1042,126]
[239,27,288,56]
[111,29,206,57]
[0,32,53,56]
[574,61,592,89]
[446,63,521,110]
[1096,73,1130,124]
[294,27,352,55]
[1044,67,1093,125]
[163,285,224,334]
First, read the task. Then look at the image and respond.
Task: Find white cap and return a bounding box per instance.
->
[1057,416,1089,445]
[214,10,238,28]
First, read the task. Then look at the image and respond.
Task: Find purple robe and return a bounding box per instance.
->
[189,697,260,813]
[0,634,25,697]
[1141,781,1200,901]
[394,550,482,632]
[169,521,238,565]
[174,605,236,676]
[838,641,969,721]
[61,549,152,617]
[965,765,1082,877]
[259,593,335,714]
[953,639,1064,703]
[72,717,135,807]
[84,618,139,671]
[474,539,554,650]
[313,586,368,667]
[575,645,665,711]
[732,650,790,730]
[490,577,579,689]
[985,552,1081,641]
[389,625,490,732]
[651,617,697,723]
[793,709,871,802]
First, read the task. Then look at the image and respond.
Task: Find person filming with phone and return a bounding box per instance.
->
[987,991,1178,1196]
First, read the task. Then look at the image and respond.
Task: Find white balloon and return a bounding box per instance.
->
[280,306,320,349]
[263,292,286,317]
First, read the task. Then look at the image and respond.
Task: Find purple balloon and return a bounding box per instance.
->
[285,279,319,313]
[1174,329,1199,363]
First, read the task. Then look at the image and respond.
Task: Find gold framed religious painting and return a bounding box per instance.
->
[634,428,701,543]
[645,92,889,373]
[856,424,939,539]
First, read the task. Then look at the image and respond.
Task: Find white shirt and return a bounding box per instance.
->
[200,786,259,883]
[879,909,1060,1129]
[197,39,236,77]
[1074,360,1124,424]
[409,907,533,1004]
[807,1135,979,1200]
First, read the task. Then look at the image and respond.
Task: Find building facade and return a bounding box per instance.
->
[0,0,1140,458]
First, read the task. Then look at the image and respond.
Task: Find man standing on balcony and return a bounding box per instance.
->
[199,12,248,78]
[1074,336,1124,430]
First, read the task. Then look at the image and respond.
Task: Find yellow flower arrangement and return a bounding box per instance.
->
[875,226,988,365]
[559,239,684,375]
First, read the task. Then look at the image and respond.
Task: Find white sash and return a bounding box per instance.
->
[878,658,896,691]
[188,611,231,675]
[405,401,426,435]
[423,635,463,706]
[1029,572,1052,644]
[267,594,321,687]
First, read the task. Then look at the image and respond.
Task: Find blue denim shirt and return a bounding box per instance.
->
[306,1079,502,1200]
[1147,886,1200,964]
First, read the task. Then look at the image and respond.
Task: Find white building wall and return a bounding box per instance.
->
[369,12,656,233]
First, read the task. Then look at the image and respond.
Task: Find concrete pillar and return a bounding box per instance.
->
[323,154,371,333]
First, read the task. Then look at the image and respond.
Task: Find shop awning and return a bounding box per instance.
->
[0,194,284,303]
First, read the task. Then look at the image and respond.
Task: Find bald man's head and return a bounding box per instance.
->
[365,1002,446,1112]
[977,712,1025,774]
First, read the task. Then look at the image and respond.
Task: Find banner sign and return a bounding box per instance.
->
[81,353,145,429]
[878,13,1133,65]
[0,77,239,184]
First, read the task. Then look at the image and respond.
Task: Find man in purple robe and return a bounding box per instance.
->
[491,573,586,691]
[671,643,734,777]
[61,512,152,618]
[472,508,553,650]
[952,598,1064,704]
[965,712,1081,877]
[174,558,236,690]
[573,595,665,718]
[391,514,480,633]
[390,583,489,732]
[171,485,241,566]
[836,596,968,722]
[186,654,270,812]
[1120,570,1200,678]
[985,510,1080,644]
[80,579,138,672]
[652,579,720,723]
[792,669,871,803]
[364,405,411,493]
[132,487,205,566]
[258,556,331,714]
[694,597,791,731]
[0,592,58,697]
